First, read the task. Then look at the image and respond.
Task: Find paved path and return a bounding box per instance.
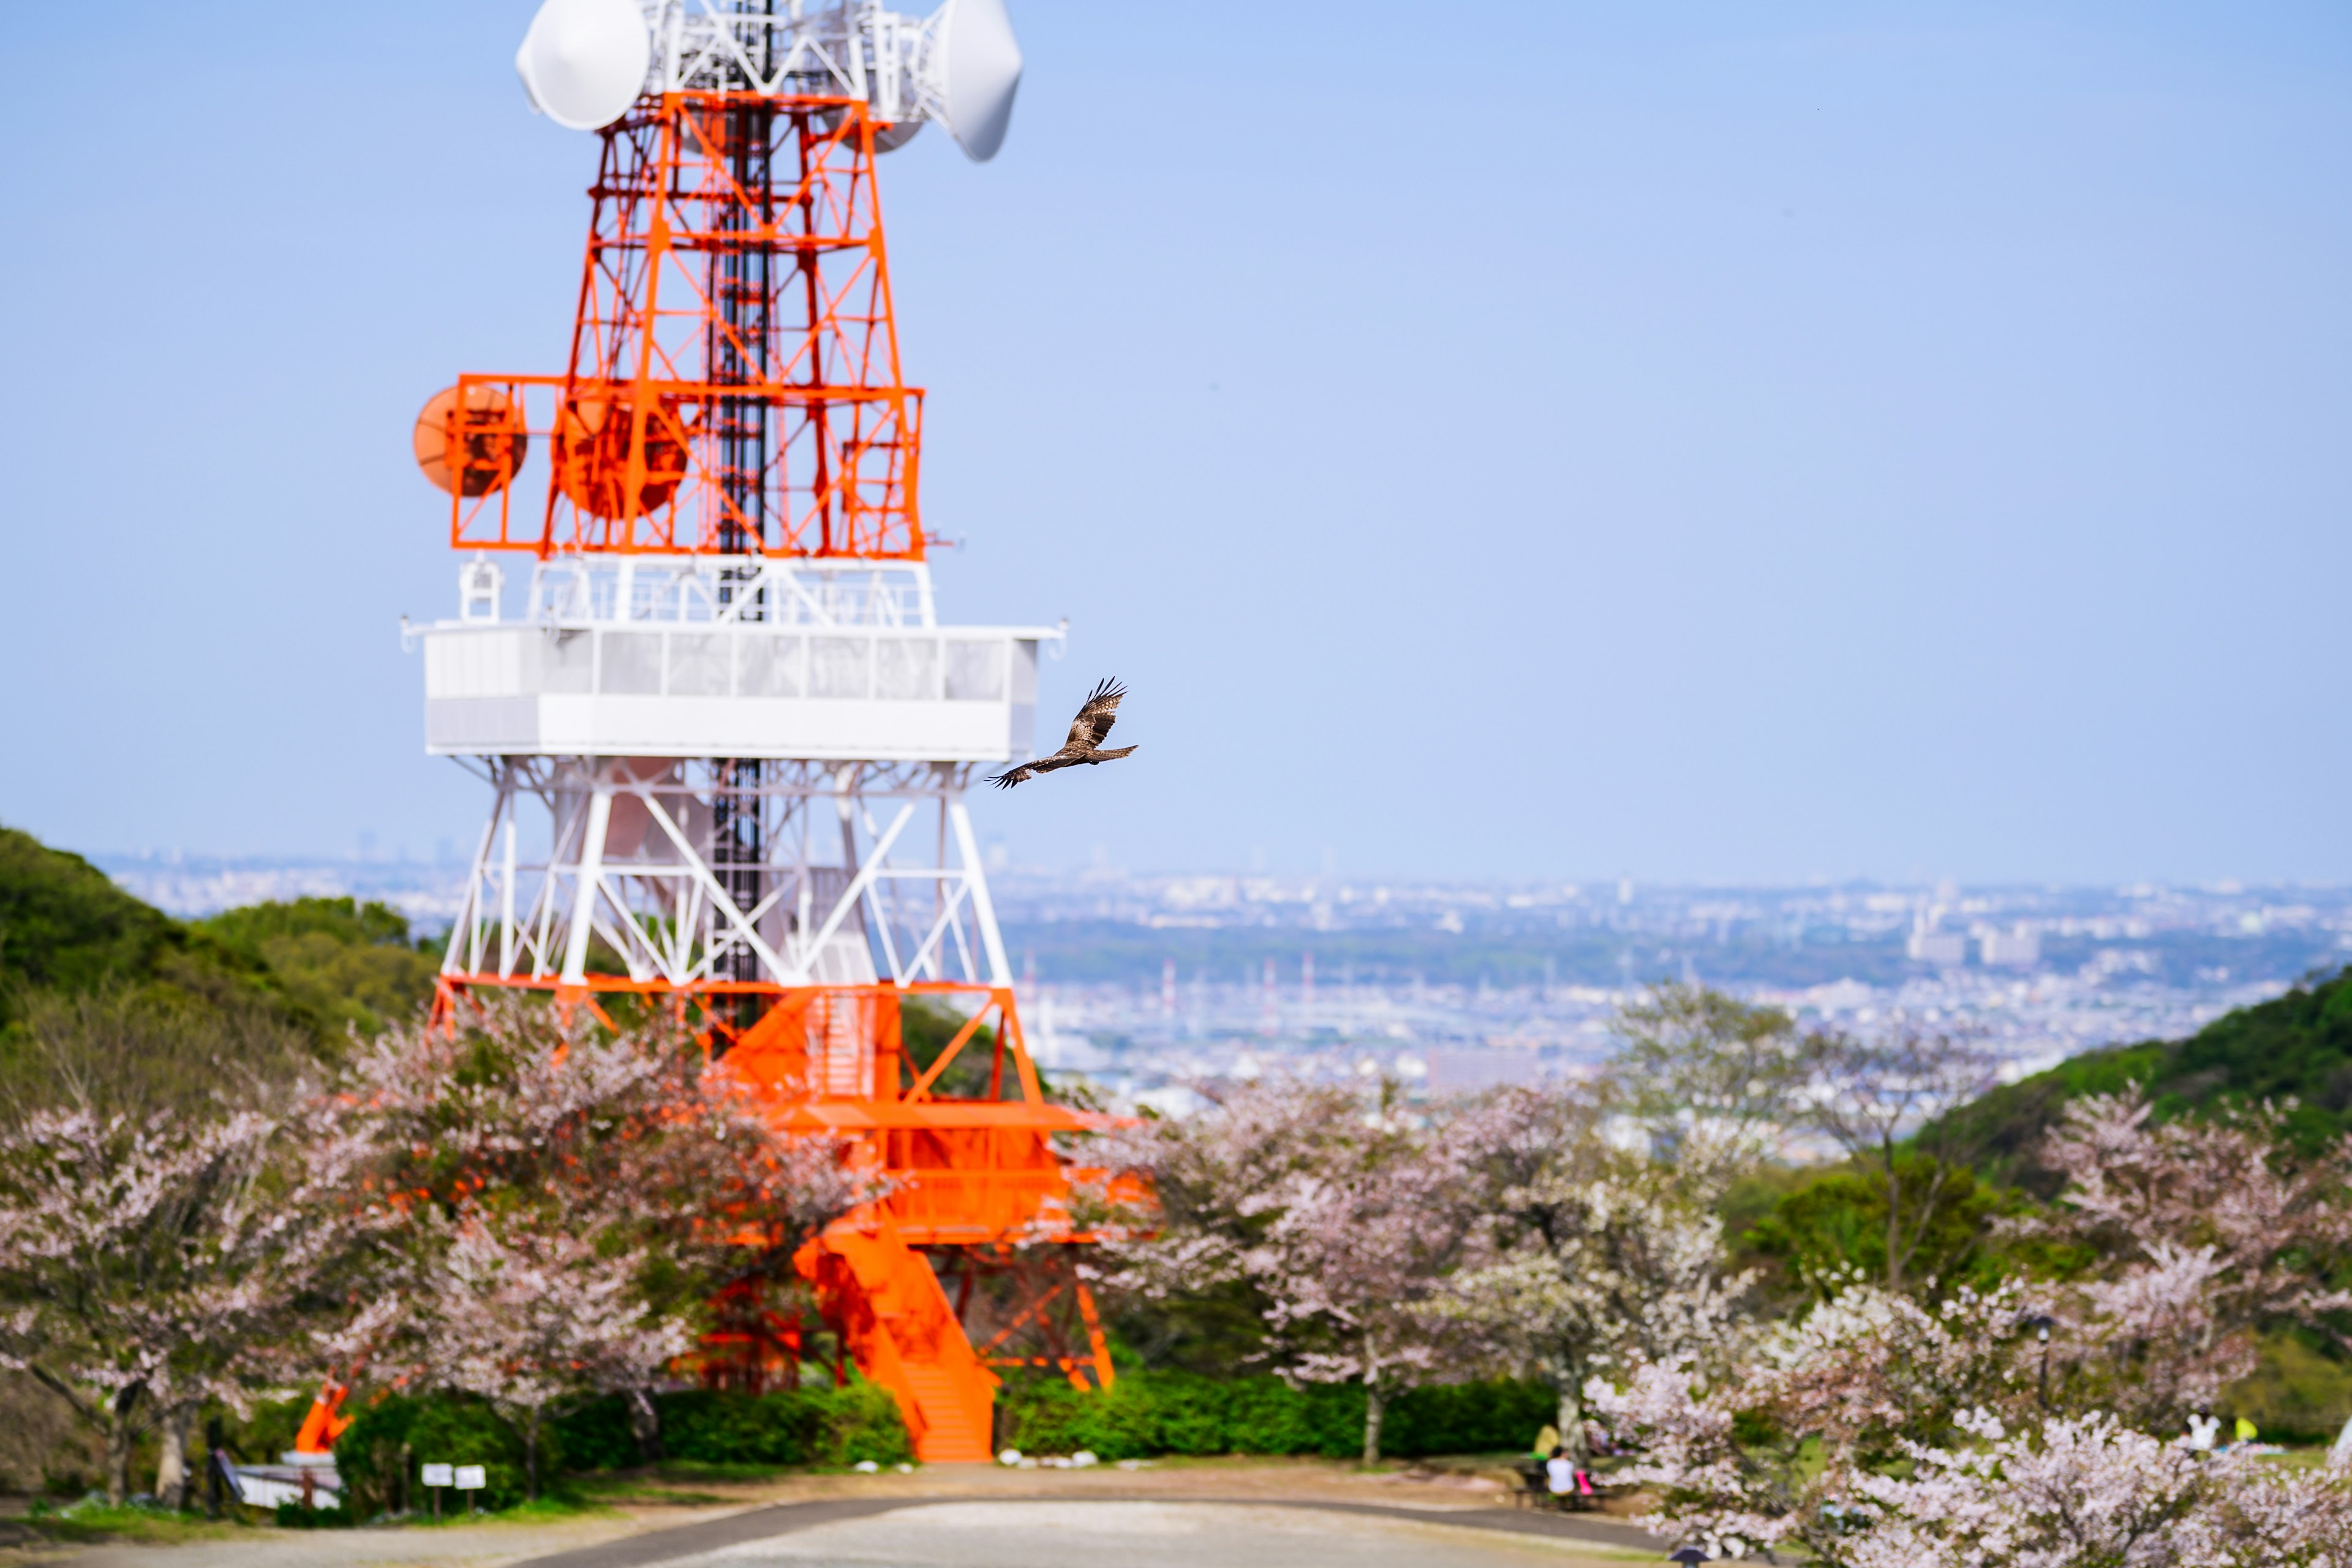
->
[511,1496,1660,1568]
[20,1462,1667,1568]
[517,1499,1659,1568]
[20,1515,671,1568]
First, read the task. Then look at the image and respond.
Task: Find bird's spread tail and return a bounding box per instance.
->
[1094,745,1138,761]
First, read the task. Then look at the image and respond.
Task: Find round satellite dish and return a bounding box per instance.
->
[933,0,1022,162]
[413,385,528,497]
[516,0,650,132]
[824,108,925,154]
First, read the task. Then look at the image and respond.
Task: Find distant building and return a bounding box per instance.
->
[1907,929,1967,965]
[1981,924,2041,968]
[1908,906,1967,965]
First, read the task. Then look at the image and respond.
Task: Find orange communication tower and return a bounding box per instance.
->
[407,0,1109,1461]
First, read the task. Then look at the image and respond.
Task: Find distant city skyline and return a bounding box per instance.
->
[2,2,2348,883]
[92,848,2344,1110]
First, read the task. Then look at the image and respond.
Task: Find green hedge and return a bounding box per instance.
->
[996,1373,1555,1461]
[334,1382,911,1516]
[337,1373,1532,1507]
[557,1381,911,1470]
[335,1393,534,1515]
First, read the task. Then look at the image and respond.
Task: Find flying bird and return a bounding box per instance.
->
[989,678,1139,788]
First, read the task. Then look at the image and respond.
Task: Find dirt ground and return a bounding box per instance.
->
[4,1459,1660,1568]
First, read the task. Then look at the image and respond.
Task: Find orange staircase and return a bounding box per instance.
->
[804,1223,998,1463]
[898,1363,992,1461]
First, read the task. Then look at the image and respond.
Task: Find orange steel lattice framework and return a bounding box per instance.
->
[426,92,1120,1463]
[437,93,925,560]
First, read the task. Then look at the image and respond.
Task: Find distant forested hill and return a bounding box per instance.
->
[0,823,440,1046]
[0,826,263,1022]
[1943,966,2352,1191]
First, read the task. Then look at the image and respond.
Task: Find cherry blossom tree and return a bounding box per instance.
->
[2181,1463,2352,1567]
[1585,1281,2044,1562]
[1262,1115,1493,1463]
[0,1096,379,1502]
[1845,1409,2249,1568]
[1845,1407,2352,1568]
[2007,1092,2352,1426]
[338,1001,869,1494]
[1100,1076,1491,1463]
[1585,1284,2352,1566]
[400,1201,689,1496]
[1437,1087,1752,1463]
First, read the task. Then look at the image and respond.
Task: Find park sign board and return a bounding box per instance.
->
[421,1463,454,1487]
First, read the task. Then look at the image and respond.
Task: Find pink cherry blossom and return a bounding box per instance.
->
[0,1089,383,1502]
[2007,1092,2352,1426]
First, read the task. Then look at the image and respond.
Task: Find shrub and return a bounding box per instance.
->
[809,1379,916,1466]
[2226,1329,2352,1444]
[1390,1379,1555,1457]
[654,1390,825,1466]
[552,1380,911,1472]
[548,1396,640,1472]
[335,1393,532,1515]
[995,1373,1553,1461]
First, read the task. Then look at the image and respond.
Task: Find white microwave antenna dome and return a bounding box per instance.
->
[516,0,651,132]
[512,0,1023,161]
[932,0,1022,162]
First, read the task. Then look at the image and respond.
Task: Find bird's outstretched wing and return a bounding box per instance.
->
[1063,677,1126,752]
[988,755,1083,789]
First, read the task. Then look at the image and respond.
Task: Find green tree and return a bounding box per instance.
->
[198,898,440,1041]
[1922,966,2352,1189]
[1610,982,1809,1164]
[0,827,286,1032]
[1741,1155,2015,1299]
[1799,1027,2001,1295]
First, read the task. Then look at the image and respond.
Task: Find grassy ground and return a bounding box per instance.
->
[17,1502,260,1546]
[567,1458,919,1494]
[468,1496,622,1524]
[2252,1444,2335,1472]
[3,1461,857,1544]
[10,1492,630,1544]
[567,1475,739,1507]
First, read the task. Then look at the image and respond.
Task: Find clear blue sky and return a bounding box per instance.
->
[1,2,2346,883]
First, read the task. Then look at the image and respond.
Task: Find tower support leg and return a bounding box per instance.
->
[562,782,612,986]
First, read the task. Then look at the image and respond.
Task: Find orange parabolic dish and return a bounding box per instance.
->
[413,385,529,497]
[554,393,690,521]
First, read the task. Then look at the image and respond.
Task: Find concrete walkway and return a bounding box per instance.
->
[518,1498,1659,1568]
[511,1496,1660,1568]
[22,1461,1667,1568]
